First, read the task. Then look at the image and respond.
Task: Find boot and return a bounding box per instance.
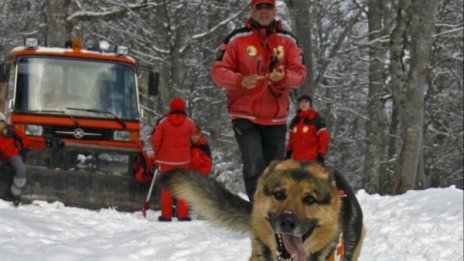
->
[4,192,21,207]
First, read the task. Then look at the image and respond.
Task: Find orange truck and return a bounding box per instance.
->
[0,38,158,211]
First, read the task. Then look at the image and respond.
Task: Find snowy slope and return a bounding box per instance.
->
[0,187,462,261]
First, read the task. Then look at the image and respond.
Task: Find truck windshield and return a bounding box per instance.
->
[14,57,139,120]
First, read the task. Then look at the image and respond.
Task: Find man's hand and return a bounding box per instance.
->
[317,154,325,164]
[241,74,265,89]
[269,65,285,82]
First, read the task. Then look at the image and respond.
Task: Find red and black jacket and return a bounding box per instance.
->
[211,18,307,125]
[286,110,330,161]
[0,126,30,160]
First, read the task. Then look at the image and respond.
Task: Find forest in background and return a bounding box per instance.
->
[0,0,462,194]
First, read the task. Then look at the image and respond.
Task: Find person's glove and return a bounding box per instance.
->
[317,154,325,164]
[19,147,29,161]
[285,150,292,159]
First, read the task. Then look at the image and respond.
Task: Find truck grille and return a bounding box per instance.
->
[43,126,113,141]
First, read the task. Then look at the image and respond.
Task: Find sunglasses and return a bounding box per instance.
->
[255,3,274,10]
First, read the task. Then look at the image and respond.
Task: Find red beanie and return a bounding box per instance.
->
[193,127,202,135]
[251,0,276,7]
[170,98,186,113]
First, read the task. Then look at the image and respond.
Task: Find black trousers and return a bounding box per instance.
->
[232,119,287,200]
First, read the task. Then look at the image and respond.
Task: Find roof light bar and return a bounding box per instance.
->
[24,38,39,48]
[115,45,129,56]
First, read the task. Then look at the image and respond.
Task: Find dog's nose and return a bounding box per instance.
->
[278,212,299,233]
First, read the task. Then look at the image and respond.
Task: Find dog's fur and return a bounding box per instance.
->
[161,160,364,261]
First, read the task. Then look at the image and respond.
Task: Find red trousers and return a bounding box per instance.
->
[159,164,189,219]
[160,188,189,218]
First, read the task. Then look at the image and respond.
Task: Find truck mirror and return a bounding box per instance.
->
[0,62,7,83]
[148,71,159,96]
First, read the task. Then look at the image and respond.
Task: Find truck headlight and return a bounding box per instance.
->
[25,124,43,136]
[113,130,130,141]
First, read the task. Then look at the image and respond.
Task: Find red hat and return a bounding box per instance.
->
[170,97,186,113]
[193,127,202,135]
[251,0,276,7]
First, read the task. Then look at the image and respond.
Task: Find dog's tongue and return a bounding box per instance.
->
[281,234,307,261]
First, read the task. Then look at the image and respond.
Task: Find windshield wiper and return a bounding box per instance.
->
[65,107,127,129]
[29,109,80,127]
[29,109,66,114]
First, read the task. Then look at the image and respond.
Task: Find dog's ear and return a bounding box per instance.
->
[303,162,334,183]
[261,160,279,180]
[255,160,298,201]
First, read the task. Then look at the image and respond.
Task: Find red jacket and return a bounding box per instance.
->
[151,113,196,169]
[286,110,330,161]
[0,126,29,161]
[211,18,307,125]
[190,136,212,175]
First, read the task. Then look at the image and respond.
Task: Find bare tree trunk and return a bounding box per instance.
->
[46,0,71,46]
[383,103,401,194]
[363,0,387,193]
[389,0,411,192]
[416,149,426,189]
[393,0,438,194]
[287,0,314,97]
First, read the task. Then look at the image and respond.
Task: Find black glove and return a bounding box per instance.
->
[20,147,29,158]
[285,150,292,159]
[317,154,325,164]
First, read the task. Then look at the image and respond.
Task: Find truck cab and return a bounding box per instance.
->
[0,38,158,210]
[1,38,147,173]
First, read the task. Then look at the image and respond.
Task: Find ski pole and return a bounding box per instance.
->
[142,167,159,218]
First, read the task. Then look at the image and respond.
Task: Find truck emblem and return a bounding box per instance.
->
[73,128,85,139]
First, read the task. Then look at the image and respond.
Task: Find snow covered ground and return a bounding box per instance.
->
[0,186,462,261]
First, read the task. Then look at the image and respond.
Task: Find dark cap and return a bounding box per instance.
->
[297,94,312,103]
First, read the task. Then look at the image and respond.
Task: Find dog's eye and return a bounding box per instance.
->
[302,195,316,205]
[272,191,286,201]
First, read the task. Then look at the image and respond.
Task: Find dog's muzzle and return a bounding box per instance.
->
[269,212,318,261]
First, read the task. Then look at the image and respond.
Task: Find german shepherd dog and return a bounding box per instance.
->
[161,160,364,261]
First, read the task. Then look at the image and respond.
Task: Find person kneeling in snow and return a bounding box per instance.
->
[189,127,212,175]
[0,112,29,205]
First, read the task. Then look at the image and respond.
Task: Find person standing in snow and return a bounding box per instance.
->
[151,98,196,222]
[286,95,330,163]
[210,0,307,200]
[0,112,29,204]
[189,127,212,175]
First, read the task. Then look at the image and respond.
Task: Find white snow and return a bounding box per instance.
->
[0,186,462,261]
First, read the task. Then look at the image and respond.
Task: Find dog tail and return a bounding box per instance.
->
[160,169,252,234]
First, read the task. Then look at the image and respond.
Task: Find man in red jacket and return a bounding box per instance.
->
[0,112,29,204]
[189,127,212,175]
[211,0,307,200]
[286,95,330,163]
[151,98,196,221]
